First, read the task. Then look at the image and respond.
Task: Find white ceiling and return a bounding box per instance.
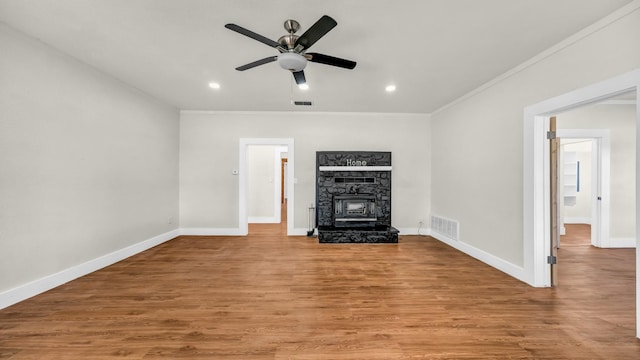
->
[0,0,634,113]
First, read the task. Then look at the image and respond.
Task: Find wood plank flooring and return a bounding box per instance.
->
[561,223,591,246]
[0,221,637,359]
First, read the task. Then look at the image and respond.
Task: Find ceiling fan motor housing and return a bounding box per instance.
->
[278,34,298,49]
[278,52,307,72]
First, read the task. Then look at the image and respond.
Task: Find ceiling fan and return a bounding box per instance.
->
[225,15,356,85]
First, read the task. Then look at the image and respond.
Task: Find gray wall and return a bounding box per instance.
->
[179,112,431,233]
[430,7,640,267]
[0,23,180,294]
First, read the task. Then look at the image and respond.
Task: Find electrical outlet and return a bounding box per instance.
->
[168,216,174,225]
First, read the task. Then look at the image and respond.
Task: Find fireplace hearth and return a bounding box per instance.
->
[315,151,398,243]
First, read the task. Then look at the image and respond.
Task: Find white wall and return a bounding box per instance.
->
[179,111,431,234]
[429,5,640,269]
[0,23,179,301]
[247,145,278,222]
[558,104,636,239]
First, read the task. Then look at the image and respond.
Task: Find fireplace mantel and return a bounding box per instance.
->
[318,166,392,172]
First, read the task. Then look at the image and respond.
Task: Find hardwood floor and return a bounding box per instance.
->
[1,217,637,358]
[561,223,592,246]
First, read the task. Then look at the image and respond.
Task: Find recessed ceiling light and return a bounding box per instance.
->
[385,84,396,92]
[208,82,221,89]
[298,83,309,90]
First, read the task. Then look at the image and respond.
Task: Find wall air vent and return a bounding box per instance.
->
[430,215,459,241]
[292,100,313,106]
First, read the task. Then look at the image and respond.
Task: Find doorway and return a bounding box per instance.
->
[560,138,594,246]
[246,145,288,225]
[555,130,611,249]
[522,69,639,337]
[239,138,295,236]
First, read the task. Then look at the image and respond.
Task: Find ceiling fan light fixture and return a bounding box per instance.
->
[298,83,309,90]
[278,52,307,72]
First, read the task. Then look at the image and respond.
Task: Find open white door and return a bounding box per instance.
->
[549,116,559,286]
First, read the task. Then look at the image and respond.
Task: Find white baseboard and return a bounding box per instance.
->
[0,229,180,310]
[248,216,279,224]
[291,228,311,236]
[179,227,310,236]
[602,237,637,248]
[179,227,245,236]
[427,228,527,283]
[396,227,422,235]
[564,217,591,224]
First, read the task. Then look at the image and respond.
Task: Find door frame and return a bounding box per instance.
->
[239,138,295,235]
[557,130,611,248]
[281,157,288,204]
[522,68,640,338]
[273,146,288,223]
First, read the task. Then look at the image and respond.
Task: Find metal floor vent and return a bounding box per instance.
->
[430,215,459,241]
[292,100,313,106]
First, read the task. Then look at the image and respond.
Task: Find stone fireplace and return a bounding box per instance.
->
[315,151,398,243]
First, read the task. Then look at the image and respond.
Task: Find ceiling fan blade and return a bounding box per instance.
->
[292,70,306,85]
[306,53,356,69]
[225,23,281,48]
[235,56,278,71]
[295,15,337,50]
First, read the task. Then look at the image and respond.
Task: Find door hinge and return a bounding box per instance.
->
[547,131,556,140]
[547,255,557,265]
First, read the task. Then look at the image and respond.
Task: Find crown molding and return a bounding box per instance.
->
[433,1,640,115]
